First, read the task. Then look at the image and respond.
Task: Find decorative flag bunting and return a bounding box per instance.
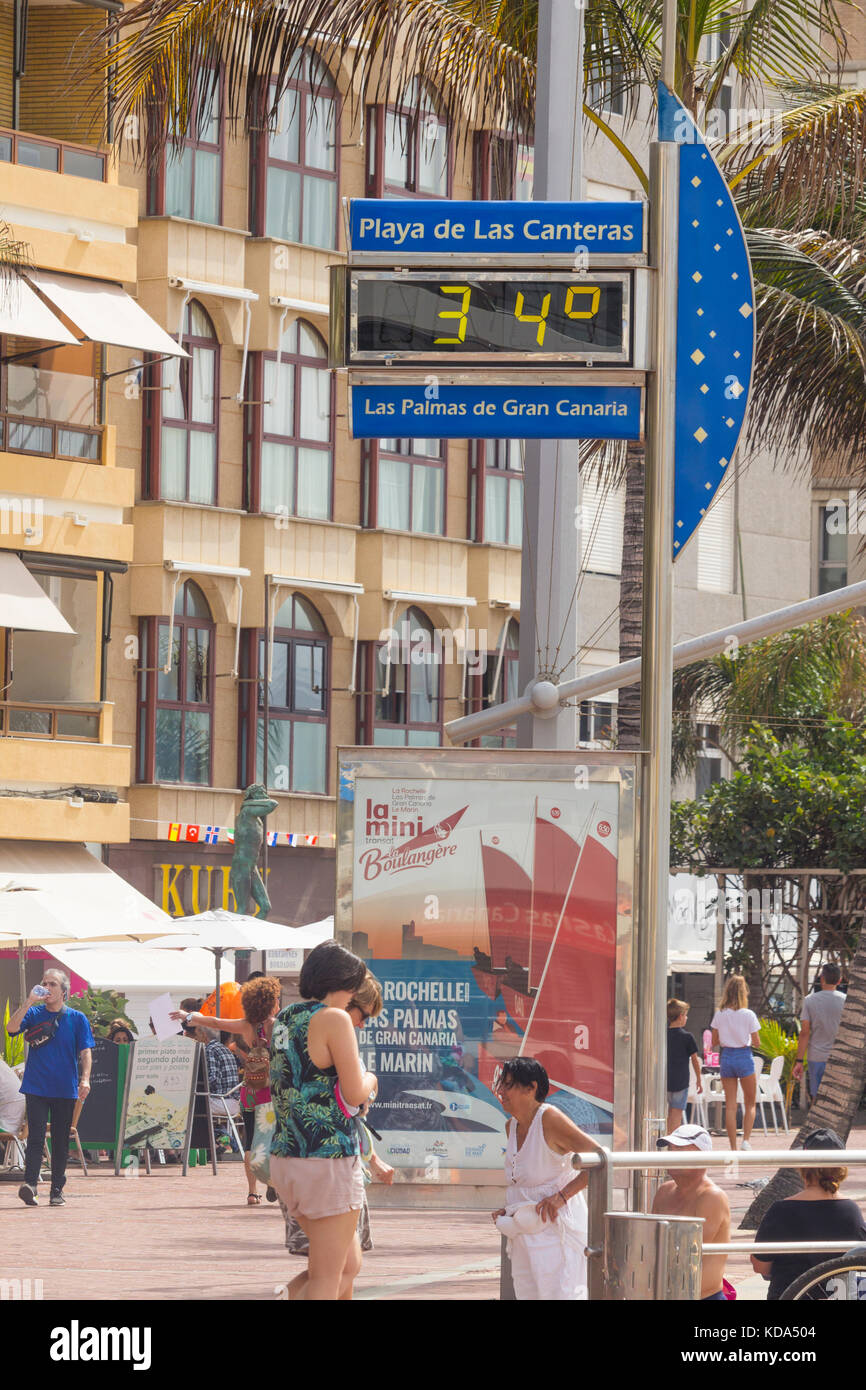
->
[160,822,334,846]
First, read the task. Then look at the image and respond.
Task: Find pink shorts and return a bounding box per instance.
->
[269,1154,364,1222]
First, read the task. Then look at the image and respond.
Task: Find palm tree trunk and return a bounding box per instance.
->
[616,444,645,749]
[741,920,866,1228]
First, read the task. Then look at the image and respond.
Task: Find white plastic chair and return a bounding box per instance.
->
[737,1056,768,1133]
[757,1055,789,1134]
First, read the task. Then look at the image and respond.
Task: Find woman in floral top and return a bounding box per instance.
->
[269,941,377,1301]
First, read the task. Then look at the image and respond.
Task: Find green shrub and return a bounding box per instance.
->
[756,1017,799,1081]
[2,999,24,1068]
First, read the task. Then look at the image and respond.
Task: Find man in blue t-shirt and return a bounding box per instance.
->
[8,968,94,1207]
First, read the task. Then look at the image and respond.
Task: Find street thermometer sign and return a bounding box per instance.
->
[331,198,649,443]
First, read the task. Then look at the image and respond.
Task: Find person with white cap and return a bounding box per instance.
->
[652,1123,731,1300]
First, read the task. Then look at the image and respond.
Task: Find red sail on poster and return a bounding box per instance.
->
[479,830,532,972]
[521,810,617,1108]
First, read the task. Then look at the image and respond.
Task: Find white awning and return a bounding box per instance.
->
[0,275,78,344]
[26,270,187,357]
[0,840,176,940]
[0,554,74,633]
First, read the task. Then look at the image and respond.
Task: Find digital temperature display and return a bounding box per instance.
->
[350,271,630,364]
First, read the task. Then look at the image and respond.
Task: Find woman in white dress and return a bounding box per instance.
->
[491,1057,600,1301]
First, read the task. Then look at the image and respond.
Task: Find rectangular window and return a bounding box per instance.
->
[818,503,848,594]
[580,473,625,576]
[481,439,523,545]
[375,439,445,534]
[697,484,734,593]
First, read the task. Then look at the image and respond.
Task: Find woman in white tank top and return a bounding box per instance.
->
[491,1057,600,1300]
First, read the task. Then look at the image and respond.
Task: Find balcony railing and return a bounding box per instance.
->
[0,127,106,182]
[0,414,101,463]
[0,701,102,741]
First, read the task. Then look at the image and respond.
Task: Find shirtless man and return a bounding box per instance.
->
[652,1123,730,1301]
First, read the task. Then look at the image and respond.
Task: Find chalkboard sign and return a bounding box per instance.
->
[118,1036,199,1160]
[74,1038,129,1149]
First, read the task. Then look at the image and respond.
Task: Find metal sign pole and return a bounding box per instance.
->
[516,0,584,752]
[633,0,678,1207]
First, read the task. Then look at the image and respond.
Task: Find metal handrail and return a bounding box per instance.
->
[577,1148,866,1298]
[572,1148,866,1169]
[704,1241,866,1254]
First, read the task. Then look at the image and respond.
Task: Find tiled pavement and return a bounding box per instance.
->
[3,1119,864,1301]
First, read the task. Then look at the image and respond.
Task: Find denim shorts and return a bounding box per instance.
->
[719,1046,754,1079]
[667,1087,689,1111]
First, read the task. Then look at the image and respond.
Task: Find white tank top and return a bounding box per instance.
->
[505,1103,575,1205]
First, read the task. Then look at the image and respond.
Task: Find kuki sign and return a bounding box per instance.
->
[336,748,637,1172]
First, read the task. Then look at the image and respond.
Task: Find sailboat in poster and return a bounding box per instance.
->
[477,799,616,1114]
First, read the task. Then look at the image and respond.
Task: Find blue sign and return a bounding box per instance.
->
[351,383,642,440]
[659,83,755,557]
[349,199,645,258]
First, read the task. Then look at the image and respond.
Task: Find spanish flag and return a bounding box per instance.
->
[168,823,182,841]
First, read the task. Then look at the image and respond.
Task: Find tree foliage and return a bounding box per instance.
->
[671,721,866,873]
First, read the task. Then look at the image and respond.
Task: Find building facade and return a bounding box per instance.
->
[0,12,820,926]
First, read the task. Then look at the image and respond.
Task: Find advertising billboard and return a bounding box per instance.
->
[337,749,636,1173]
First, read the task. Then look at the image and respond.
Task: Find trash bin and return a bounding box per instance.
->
[603,1212,702,1299]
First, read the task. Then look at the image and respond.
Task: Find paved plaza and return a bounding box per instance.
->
[4,1121,865,1301]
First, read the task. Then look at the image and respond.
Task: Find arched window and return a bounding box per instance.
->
[252,52,338,248]
[137,581,214,784]
[246,320,332,519]
[238,592,329,794]
[149,301,220,505]
[359,606,442,746]
[367,79,450,198]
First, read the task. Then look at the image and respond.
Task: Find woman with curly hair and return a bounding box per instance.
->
[174,972,281,1204]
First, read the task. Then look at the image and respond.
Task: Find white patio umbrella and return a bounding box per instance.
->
[147,909,335,1009]
[0,883,190,999]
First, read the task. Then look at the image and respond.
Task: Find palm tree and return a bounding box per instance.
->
[742,924,866,1228]
[671,611,866,780]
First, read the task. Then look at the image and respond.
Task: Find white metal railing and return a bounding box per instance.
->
[573,1147,866,1299]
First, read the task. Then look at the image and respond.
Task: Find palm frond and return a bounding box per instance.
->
[92,0,537,157]
[745,228,866,472]
[0,222,31,282]
[672,613,866,774]
[719,89,866,237]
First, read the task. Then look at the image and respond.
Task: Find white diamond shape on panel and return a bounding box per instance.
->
[700,384,709,394]
[714,243,720,251]
[697,308,704,316]
[729,380,743,398]
[719,457,728,468]
[717,199,724,207]
[733,350,740,358]
[691,349,705,364]
[692,271,702,282]
[709,330,717,338]
[739,304,753,318]
[692,176,702,187]
[692,219,700,227]
[726,417,735,427]
[694,427,708,443]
